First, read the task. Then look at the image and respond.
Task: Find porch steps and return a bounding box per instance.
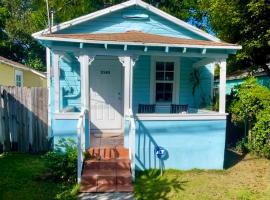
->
[80,147,133,193]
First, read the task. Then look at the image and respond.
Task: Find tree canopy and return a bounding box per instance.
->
[0,0,269,74]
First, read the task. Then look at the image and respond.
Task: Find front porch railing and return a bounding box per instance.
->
[128,109,136,181]
[77,108,87,183]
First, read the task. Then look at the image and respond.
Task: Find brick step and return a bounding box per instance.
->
[80,147,133,193]
[82,169,132,182]
[87,147,129,160]
[84,159,131,170]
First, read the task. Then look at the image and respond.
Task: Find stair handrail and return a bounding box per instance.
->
[77,107,87,183]
[128,108,136,181]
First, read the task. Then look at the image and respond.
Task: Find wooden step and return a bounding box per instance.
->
[80,147,133,193]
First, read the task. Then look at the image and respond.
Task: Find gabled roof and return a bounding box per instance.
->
[0,56,46,78]
[41,31,241,50]
[32,0,221,42]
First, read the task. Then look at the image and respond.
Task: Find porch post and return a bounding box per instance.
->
[129,56,138,109]
[79,55,95,110]
[53,52,60,113]
[119,56,130,116]
[219,59,227,113]
[119,56,138,114]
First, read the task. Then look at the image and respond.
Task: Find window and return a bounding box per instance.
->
[15,70,23,87]
[155,62,174,103]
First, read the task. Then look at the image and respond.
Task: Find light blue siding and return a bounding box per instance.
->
[215,75,270,95]
[58,6,207,40]
[59,57,81,112]
[132,57,214,111]
[133,55,151,111]
[179,58,213,108]
[53,117,90,149]
[124,119,226,170]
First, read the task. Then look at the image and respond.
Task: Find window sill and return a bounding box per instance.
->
[54,112,80,120]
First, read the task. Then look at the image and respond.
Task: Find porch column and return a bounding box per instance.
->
[52,52,61,113]
[119,56,138,115]
[79,55,95,110]
[119,57,130,116]
[219,59,227,113]
[129,56,138,109]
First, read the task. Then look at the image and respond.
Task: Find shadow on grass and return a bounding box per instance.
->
[135,169,187,200]
[223,149,245,169]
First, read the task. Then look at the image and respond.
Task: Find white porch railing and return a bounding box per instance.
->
[128,108,136,181]
[77,108,87,183]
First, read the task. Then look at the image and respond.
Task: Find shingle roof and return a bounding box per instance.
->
[43,31,239,48]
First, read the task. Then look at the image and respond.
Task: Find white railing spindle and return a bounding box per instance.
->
[128,109,136,181]
[77,108,87,183]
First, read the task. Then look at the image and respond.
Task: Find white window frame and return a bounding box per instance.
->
[15,70,23,87]
[150,56,180,105]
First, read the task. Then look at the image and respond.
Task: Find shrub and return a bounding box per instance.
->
[235,138,249,154]
[250,110,270,158]
[43,138,77,183]
[230,77,270,158]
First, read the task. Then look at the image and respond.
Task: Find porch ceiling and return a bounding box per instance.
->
[41,31,241,50]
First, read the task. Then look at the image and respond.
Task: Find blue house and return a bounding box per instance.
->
[215,69,270,95]
[33,0,241,192]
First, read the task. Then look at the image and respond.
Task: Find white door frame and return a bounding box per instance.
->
[89,56,125,134]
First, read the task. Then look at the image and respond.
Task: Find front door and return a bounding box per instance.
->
[90,57,123,133]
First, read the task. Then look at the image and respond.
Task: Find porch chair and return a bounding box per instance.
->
[170,104,189,113]
[138,104,156,113]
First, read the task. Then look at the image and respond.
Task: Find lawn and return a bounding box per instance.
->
[0,151,269,200]
[0,153,78,200]
[135,150,270,200]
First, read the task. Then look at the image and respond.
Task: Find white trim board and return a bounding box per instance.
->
[136,113,228,121]
[54,112,80,119]
[32,0,222,42]
[51,45,230,58]
[36,36,242,50]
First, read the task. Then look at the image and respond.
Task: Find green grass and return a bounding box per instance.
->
[1,150,269,200]
[0,153,78,200]
[135,150,270,200]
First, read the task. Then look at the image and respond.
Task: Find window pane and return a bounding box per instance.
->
[156,93,163,102]
[155,83,173,102]
[156,62,164,71]
[166,62,174,71]
[165,83,173,92]
[164,92,172,101]
[156,83,164,92]
[165,72,174,81]
[156,72,164,80]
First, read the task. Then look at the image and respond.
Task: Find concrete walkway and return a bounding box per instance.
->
[78,192,134,200]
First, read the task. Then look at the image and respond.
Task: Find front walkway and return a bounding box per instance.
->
[78,192,134,200]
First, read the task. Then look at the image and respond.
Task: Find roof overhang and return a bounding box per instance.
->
[36,34,242,51]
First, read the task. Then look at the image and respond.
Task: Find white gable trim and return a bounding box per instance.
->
[32,0,220,42]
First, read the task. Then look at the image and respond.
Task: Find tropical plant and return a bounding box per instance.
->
[43,138,78,183]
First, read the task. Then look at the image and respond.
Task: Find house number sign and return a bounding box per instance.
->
[100,70,110,74]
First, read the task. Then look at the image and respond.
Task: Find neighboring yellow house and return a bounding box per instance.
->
[0,56,47,87]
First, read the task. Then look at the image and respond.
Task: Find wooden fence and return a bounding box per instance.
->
[0,86,48,153]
